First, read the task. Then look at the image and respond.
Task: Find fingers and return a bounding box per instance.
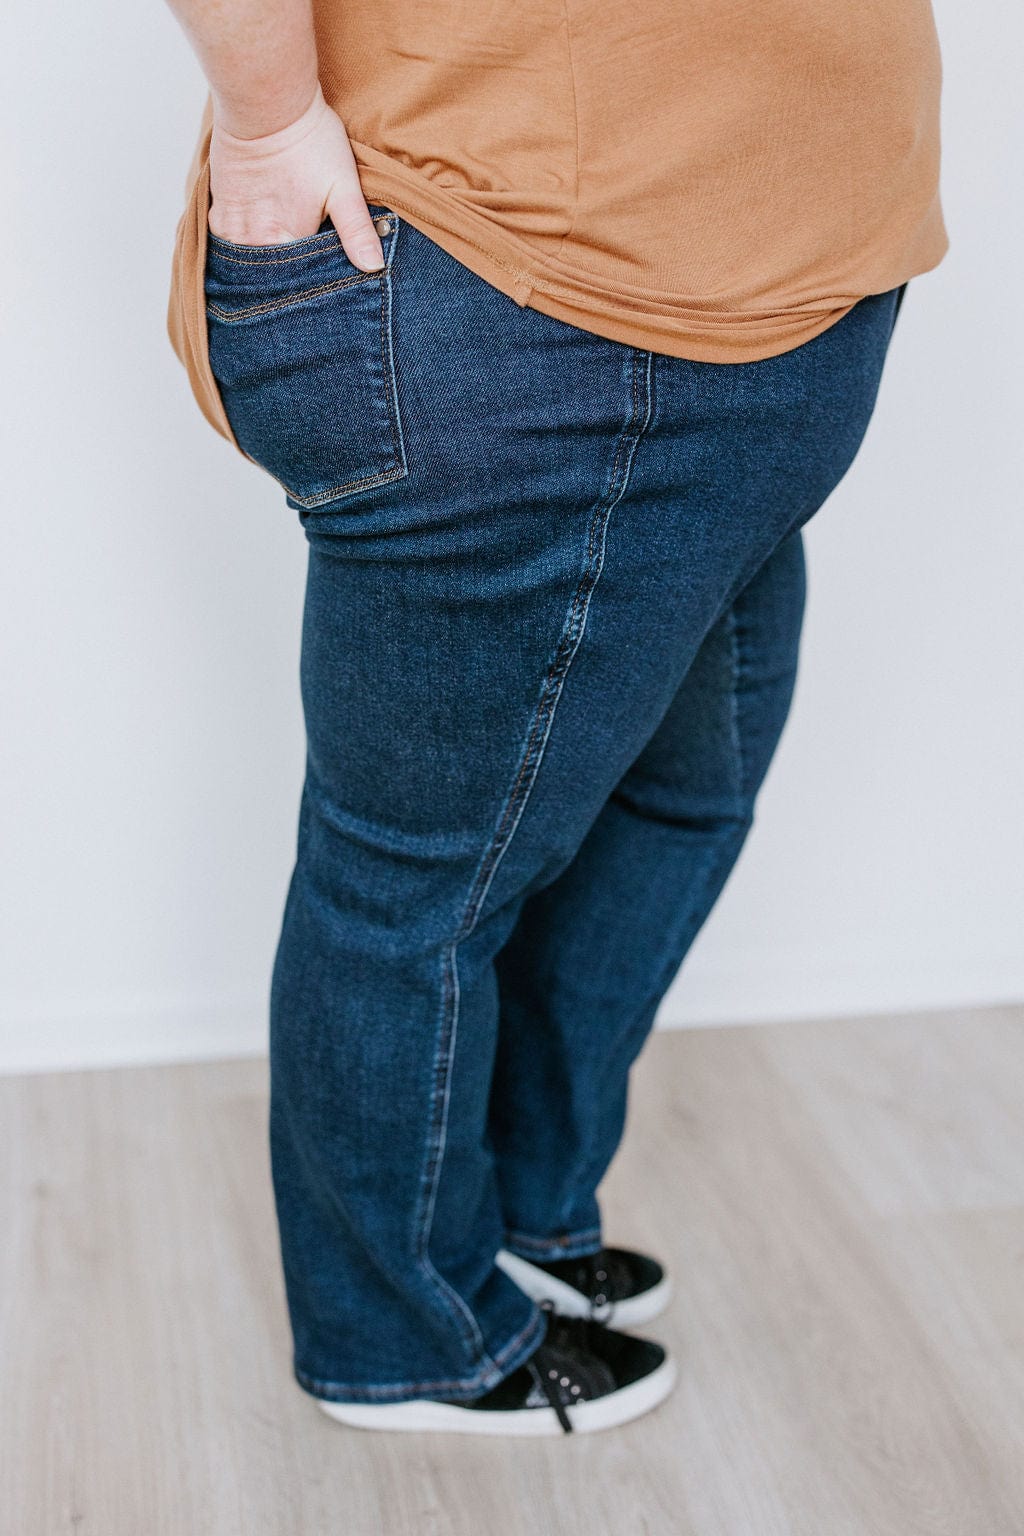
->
[326,194,386,272]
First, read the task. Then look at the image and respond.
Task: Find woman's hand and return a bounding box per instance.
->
[208,85,386,272]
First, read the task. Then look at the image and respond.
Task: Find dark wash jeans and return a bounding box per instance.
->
[205,208,907,1403]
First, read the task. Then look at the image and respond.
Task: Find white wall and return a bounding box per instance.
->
[2,1,1021,1073]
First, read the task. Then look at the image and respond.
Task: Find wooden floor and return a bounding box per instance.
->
[3,1004,1023,1535]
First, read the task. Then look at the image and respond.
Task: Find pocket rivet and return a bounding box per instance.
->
[373,216,393,236]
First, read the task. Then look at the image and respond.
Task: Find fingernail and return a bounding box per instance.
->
[355,241,385,271]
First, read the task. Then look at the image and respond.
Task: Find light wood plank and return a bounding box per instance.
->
[2,1006,1022,1534]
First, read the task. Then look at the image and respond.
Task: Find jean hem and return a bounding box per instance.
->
[502,1225,604,1262]
[292,1299,547,1405]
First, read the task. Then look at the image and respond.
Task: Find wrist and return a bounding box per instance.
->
[212,81,326,147]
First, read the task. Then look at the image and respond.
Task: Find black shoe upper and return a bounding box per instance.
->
[532,1246,664,1318]
[438,1304,665,1431]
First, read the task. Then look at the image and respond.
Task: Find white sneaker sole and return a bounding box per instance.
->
[494,1248,673,1329]
[317,1353,677,1436]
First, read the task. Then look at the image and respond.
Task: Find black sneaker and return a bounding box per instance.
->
[316,1305,676,1435]
[496,1244,671,1327]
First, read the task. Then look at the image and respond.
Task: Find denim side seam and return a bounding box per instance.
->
[410,348,656,1370]
[725,601,748,800]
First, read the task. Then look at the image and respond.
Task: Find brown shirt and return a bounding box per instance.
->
[168,0,949,449]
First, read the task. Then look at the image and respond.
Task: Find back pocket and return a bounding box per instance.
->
[204,206,407,511]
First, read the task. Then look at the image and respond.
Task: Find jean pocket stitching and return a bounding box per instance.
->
[206,269,382,323]
[205,215,408,511]
[288,260,408,509]
[206,232,339,263]
[287,459,407,510]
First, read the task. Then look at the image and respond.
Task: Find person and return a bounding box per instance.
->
[163,0,947,1435]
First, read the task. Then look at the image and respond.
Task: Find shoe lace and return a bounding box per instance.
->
[533,1301,604,1433]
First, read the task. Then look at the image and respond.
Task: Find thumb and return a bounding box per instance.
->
[326,193,386,273]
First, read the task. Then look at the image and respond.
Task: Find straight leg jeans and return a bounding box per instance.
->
[204,208,908,1404]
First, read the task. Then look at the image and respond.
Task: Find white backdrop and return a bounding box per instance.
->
[2,1,1021,1073]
